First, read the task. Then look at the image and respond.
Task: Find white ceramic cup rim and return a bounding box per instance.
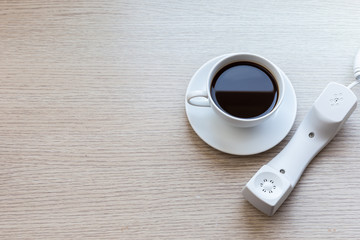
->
[207,53,285,124]
[186,53,285,128]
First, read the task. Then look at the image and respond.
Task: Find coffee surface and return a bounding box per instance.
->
[211,62,278,119]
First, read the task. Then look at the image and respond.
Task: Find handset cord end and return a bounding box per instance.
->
[347,48,360,89]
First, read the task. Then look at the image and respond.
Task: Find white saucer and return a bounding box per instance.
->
[185,55,297,155]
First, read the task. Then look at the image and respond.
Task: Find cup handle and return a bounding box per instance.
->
[186,90,210,107]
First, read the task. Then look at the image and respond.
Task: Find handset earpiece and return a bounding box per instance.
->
[242,165,293,216]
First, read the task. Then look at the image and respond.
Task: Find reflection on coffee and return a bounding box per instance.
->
[210,62,278,119]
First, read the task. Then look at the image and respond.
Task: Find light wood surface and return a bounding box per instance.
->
[1,1,360,239]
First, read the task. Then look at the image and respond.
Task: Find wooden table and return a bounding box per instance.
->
[1,1,360,239]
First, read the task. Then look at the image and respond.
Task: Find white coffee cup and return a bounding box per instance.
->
[186,53,285,128]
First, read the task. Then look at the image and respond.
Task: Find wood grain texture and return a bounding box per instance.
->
[1,0,360,239]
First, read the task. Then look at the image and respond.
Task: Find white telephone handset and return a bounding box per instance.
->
[242,49,360,216]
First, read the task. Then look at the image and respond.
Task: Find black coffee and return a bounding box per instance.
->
[211,62,278,119]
